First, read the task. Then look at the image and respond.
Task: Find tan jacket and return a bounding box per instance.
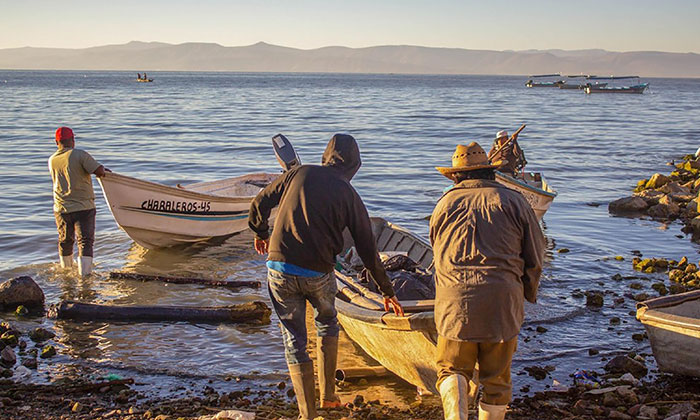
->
[430,179,545,342]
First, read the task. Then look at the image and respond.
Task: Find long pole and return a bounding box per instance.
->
[487,124,526,160]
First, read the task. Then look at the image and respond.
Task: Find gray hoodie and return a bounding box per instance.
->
[248,134,394,297]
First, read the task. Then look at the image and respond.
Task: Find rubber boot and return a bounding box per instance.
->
[78,256,93,277]
[59,254,73,268]
[317,336,341,408]
[288,361,318,420]
[478,401,507,420]
[439,374,470,420]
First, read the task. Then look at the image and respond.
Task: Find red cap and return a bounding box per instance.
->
[55,126,74,142]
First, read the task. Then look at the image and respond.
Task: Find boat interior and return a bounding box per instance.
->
[335,218,436,314]
[178,173,278,198]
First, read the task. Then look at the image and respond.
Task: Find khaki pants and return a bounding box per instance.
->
[436,335,517,406]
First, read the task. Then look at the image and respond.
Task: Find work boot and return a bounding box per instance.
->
[78,256,93,277]
[478,401,507,420]
[439,374,470,420]
[317,336,341,408]
[59,254,73,268]
[288,361,318,420]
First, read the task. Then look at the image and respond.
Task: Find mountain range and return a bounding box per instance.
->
[1,41,698,78]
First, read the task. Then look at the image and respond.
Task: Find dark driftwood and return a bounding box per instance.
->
[109,272,260,289]
[335,366,392,381]
[48,300,271,324]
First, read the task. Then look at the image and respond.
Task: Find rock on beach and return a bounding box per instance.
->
[0,276,44,312]
[608,197,649,214]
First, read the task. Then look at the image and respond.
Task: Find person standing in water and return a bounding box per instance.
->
[49,126,110,277]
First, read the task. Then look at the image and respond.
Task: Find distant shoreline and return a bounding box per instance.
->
[1,41,699,78]
[2,69,700,80]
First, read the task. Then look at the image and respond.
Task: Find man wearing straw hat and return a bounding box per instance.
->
[431,142,544,420]
[488,130,526,177]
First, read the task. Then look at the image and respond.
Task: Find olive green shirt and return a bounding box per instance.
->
[48,147,101,214]
[430,179,545,342]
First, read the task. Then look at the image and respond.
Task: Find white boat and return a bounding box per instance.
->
[636,290,700,377]
[98,172,278,249]
[495,171,557,220]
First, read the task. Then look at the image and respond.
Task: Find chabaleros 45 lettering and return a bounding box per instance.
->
[141,199,211,213]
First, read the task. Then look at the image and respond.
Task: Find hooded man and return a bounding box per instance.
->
[49,126,109,277]
[431,142,544,420]
[248,133,403,420]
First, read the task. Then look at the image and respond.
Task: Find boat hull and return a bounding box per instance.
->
[98,172,277,249]
[337,300,440,393]
[585,83,648,94]
[636,290,700,377]
[495,172,557,220]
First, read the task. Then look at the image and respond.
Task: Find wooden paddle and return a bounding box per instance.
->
[487,124,526,160]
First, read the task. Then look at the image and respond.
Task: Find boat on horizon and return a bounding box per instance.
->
[136,78,154,83]
[558,74,607,90]
[584,75,649,94]
[98,171,278,249]
[525,74,563,88]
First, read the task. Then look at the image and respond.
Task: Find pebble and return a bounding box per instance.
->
[536,326,547,333]
[40,345,56,359]
[557,248,570,253]
[588,348,599,356]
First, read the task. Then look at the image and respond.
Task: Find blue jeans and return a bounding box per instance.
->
[267,269,339,365]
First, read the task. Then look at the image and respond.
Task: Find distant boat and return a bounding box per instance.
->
[525,74,563,88]
[558,75,607,90]
[584,76,649,94]
[136,78,154,83]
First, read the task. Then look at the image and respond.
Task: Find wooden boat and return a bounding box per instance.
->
[495,171,557,220]
[559,75,607,90]
[636,290,700,377]
[335,217,441,393]
[584,76,648,94]
[98,172,278,249]
[525,74,563,88]
[136,78,154,83]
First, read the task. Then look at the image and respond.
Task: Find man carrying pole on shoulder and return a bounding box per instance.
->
[431,142,545,420]
[249,133,404,420]
[49,126,110,277]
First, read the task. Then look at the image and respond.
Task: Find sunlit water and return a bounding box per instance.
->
[1,71,699,404]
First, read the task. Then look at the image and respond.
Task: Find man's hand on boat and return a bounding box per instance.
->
[254,238,269,255]
[384,295,405,317]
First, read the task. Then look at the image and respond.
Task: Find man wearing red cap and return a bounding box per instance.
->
[49,127,109,276]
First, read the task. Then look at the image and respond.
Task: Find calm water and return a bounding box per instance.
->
[1,71,699,402]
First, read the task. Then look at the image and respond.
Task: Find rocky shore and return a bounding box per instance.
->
[1,370,698,419]
[609,152,700,239]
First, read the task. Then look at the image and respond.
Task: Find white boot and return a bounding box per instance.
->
[439,374,470,420]
[478,401,507,420]
[78,256,93,277]
[59,254,74,268]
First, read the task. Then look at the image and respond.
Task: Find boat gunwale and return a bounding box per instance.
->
[636,290,700,334]
[99,172,270,203]
[495,171,558,198]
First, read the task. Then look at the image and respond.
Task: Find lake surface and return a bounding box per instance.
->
[1,71,699,403]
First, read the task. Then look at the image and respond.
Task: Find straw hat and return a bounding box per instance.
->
[436,142,505,179]
[496,130,508,140]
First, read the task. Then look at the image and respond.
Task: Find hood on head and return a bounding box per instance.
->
[321,133,361,181]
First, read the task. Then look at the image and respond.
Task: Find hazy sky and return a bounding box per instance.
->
[2,0,699,53]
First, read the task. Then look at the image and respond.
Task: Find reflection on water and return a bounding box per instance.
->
[1,71,700,402]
